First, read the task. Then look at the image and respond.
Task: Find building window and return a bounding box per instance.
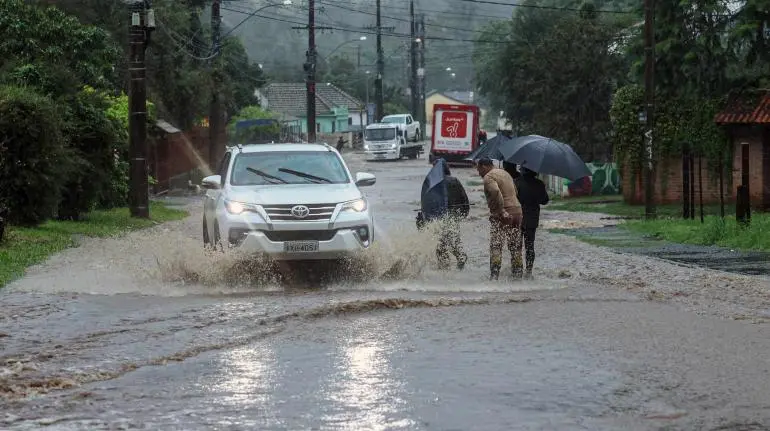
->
[348,117,353,126]
[316,123,321,133]
[332,121,336,133]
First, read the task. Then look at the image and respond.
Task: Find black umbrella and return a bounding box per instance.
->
[463,134,512,161]
[498,135,591,181]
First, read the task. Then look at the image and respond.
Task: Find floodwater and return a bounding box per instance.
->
[3,147,770,429]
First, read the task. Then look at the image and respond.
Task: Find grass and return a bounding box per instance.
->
[623,214,770,252]
[547,194,730,219]
[0,202,188,287]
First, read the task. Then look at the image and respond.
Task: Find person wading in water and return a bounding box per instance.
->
[475,157,523,280]
[514,166,550,279]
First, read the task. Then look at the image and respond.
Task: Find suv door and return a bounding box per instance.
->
[205,151,232,225]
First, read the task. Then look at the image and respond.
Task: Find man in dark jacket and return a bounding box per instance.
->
[514,166,549,279]
[438,163,470,269]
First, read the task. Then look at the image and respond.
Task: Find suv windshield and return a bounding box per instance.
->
[381,116,405,124]
[230,151,350,186]
[365,128,396,141]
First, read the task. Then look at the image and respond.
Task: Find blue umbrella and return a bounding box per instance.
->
[498,135,591,181]
[420,158,449,221]
[463,134,513,161]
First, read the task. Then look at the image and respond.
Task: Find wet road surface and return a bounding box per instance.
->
[3,147,770,429]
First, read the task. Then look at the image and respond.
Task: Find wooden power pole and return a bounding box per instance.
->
[643,0,656,220]
[209,0,223,169]
[128,1,154,219]
[409,0,418,120]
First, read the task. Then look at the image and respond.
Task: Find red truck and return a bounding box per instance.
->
[428,103,481,166]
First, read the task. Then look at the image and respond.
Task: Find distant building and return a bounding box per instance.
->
[255,83,367,134]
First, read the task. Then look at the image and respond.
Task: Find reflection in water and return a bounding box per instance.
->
[208,343,282,426]
[323,321,415,430]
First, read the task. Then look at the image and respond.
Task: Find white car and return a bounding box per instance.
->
[381,114,421,142]
[201,143,377,261]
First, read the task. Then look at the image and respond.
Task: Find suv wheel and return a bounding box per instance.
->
[213,222,225,252]
[203,217,210,246]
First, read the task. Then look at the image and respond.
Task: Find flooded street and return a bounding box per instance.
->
[3,149,770,430]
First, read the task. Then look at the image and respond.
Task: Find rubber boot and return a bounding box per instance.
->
[457,253,468,270]
[490,263,501,281]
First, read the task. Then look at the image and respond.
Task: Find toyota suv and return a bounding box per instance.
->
[201,143,376,260]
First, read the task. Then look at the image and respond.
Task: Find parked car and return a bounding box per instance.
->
[201,143,377,261]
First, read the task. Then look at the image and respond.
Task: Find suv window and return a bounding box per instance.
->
[230,151,350,186]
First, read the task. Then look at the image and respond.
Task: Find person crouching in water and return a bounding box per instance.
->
[475,157,523,280]
[420,158,470,270]
[514,166,550,279]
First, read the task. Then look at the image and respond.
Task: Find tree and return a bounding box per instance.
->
[0,86,72,228]
[474,1,628,160]
[227,105,280,144]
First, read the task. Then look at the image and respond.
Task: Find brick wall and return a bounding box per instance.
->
[622,155,734,205]
[150,126,227,192]
[621,135,767,208]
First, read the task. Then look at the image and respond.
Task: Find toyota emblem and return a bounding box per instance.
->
[291,205,310,218]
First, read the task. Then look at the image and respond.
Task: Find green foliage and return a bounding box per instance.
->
[0,202,188,287]
[384,102,408,117]
[624,214,770,252]
[0,0,119,94]
[0,86,72,226]
[227,105,280,144]
[473,2,628,159]
[609,84,730,178]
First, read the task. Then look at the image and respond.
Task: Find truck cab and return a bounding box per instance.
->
[363,123,423,161]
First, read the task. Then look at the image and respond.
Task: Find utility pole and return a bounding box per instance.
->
[128,0,154,219]
[294,1,330,143]
[209,0,223,169]
[375,0,384,121]
[643,0,656,219]
[409,0,419,120]
[417,14,426,130]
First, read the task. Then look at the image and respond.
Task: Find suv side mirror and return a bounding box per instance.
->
[355,172,376,187]
[202,175,222,189]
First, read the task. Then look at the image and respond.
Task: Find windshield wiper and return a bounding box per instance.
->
[246,167,287,184]
[278,168,332,184]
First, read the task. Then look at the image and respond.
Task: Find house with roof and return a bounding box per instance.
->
[424,90,488,136]
[620,89,770,209]
[255,83,366,135]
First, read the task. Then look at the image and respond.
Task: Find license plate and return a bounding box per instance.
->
[284,241,319,252]
[375,154,386,159]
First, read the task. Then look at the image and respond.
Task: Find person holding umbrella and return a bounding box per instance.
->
[514,167,550,279]
[475,157,523,280]
[418,158,470,270]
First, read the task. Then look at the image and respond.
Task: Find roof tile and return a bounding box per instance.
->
[714,89,770,124]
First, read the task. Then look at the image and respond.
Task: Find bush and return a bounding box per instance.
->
[57,88,123,220]
[0,85,73,226]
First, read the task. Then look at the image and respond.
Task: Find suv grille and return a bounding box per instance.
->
[263,203,336,221]
[262,230,337,242]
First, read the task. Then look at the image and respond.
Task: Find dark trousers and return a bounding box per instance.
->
[522,228,537,274]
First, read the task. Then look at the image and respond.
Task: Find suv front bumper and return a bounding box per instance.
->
[235,227,370,260]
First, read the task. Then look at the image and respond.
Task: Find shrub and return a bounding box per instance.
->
[57,88,123,220]
[0,85,73,226]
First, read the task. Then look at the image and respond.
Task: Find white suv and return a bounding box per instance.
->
[201,143,376,260]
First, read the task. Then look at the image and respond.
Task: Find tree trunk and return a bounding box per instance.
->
[682,148,690,219]
[699,155,704,223]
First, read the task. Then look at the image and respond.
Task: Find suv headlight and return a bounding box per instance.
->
[225,200,258,215]
[341,198,367,213]
[391,143,397,149]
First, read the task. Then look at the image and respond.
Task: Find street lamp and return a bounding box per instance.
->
[221,0,292,38]
[321,36,368,63]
